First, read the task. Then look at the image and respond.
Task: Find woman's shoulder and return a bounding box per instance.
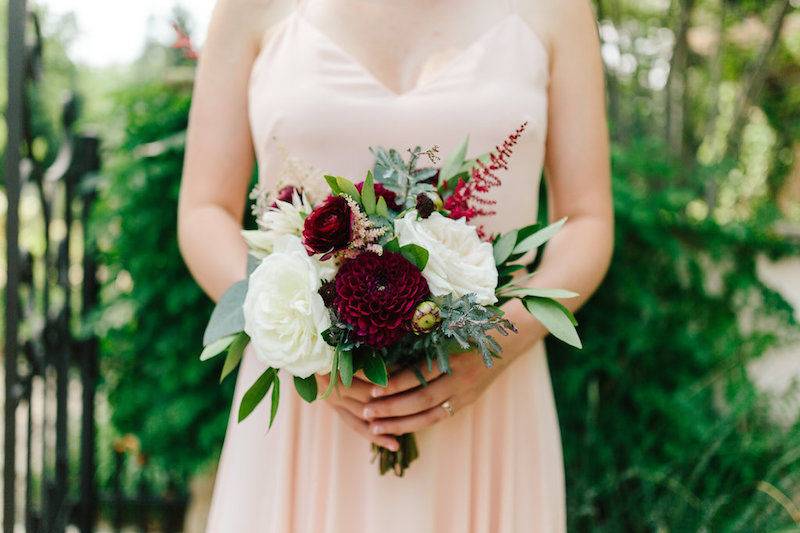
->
[516,0,598,57]
[209,0,295,53]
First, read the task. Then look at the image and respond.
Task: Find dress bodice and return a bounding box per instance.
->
[247,0,550,233]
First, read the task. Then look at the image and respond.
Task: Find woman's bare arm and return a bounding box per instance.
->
[502,0,614,345]
[178,0,287,301]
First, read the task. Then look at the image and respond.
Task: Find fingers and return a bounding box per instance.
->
[364,375,451,419]
[334,407,400,451]
[369,403,452,436]
[371,363,445,398]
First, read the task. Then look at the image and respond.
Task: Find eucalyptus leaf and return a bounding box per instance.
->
[238,368,276,422]
[199,333,237,362]
[336,176,361,203]
[247,253,261,276]
[293,375,318,403]
[499,287,579,299]
[269,376,280,429]
[203,279,248,345]
[493,230,518,265]
[376,196,390,217]
[524,297,582,349]
[339,349,354,388]
[361,171,377,215]
[512,218,567,255]
[363,355,388,387]
[400,243,429,271]
[439,135,470,185]
[219,333,249,383]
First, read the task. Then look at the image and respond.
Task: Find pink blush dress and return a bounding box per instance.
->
[206,1,566,531]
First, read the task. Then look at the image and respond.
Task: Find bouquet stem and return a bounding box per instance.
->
[372,433,419,476]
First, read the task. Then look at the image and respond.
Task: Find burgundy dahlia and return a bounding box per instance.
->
[355,180,401,211]
[334,252,430,348]
[302,195,352,255]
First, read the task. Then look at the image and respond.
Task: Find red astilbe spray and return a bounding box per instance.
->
[171,21,199,61]
[443,122,528,223]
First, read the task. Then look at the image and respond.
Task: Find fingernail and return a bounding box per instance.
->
[371,388,383,397]
[362,408,374,419]
[371,425,383,435]
[387,442,399,452]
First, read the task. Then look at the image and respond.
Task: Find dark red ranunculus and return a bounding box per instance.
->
[355,181,401,211]
[334,251,430,348]
[271,185,298,207]
[302,195,352,255]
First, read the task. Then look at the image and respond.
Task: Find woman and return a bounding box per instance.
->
[178,0,613,531]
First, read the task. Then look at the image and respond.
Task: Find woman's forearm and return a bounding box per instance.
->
[178,202,249,302]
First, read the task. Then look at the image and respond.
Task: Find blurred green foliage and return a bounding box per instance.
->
[91,78,233,479]
[549,138,800,531]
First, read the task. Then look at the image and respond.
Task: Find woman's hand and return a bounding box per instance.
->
[315,373,400,451]
[362,352,510,437]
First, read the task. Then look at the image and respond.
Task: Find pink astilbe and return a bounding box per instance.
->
[338,196,387,260]
[443,122,528,223]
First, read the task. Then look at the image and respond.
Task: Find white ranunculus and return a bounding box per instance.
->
[241,191,310,258]
[394,211,498,305]
[243,235,335,378]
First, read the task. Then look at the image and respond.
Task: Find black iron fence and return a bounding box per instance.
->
[3,2,189,532]
[4,1,101,530]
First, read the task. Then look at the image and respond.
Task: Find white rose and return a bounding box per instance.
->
[243,235,335,378]
[394,211,498,305]
[241,191,310,258]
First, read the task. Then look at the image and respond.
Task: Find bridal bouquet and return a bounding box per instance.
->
[199,123,582,475]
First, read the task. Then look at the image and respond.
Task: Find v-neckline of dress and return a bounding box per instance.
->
[294,12,532,98]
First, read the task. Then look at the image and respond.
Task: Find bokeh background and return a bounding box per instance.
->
[2,0,800,531]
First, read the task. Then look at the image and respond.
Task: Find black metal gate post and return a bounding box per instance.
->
[4,0,28,532]
[4,3,102,531]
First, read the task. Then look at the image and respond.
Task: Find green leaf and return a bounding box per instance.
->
[336,176,361,203]
[238,368,276,422]
[493,230,518,265]
[498,264,527,277]
[384,237,400,253]
[339,349,354,388]
[376,196,390,217]
[363,355,388,387]
[269,376,280,428]
[439,135,470,185]
[203,279,248,345]
[499,287,580,300]
[219,333,249,382]
[320,349,340,400]
[247,253,261,276]
[293,375,318,403]
[324,175,341,194]
[524,297,582,349]
[199,333,237,362]
[400,243,429,270]
[361,171,377,215]
[512,218,567,255]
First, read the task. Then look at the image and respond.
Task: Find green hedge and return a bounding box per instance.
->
[93,80,233,480]
[549,139,800,531]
